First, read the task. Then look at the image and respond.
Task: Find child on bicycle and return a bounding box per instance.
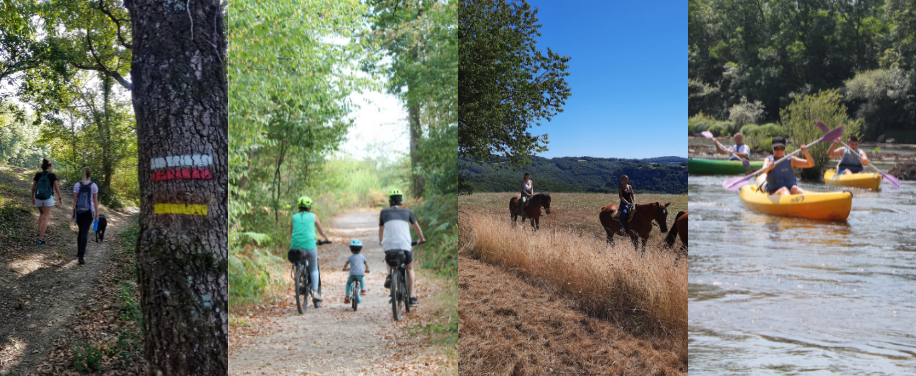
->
[343,239,369,304]
[290,196,331,301]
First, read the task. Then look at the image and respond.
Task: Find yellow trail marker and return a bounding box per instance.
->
[153,204,208,216]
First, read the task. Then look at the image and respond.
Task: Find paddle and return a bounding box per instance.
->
[701,131,751,169]
[816,121,901,189]
[722,124,844,190]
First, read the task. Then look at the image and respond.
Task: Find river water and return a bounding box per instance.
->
[688,158,916,374]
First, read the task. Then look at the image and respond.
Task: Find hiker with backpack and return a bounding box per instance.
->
[31,159,64,245]
[72,167,99,264]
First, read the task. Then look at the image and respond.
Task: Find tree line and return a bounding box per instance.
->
[690,0,916,142]
[461,156,688,194]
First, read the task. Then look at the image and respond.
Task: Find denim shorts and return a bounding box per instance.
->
[35,197,55,207]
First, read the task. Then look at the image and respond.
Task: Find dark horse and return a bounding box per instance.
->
[599,202,670,249]
[509,193,551,230]
[665,211,687,252]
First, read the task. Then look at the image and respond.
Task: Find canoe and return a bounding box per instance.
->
[688,158,763,175]
[823,168,882,190]
[739,177,852,220]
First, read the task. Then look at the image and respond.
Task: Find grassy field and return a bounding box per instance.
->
[459,192,688,242]
[458,192,688,368]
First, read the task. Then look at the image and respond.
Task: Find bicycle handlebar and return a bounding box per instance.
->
[317,240,332,245]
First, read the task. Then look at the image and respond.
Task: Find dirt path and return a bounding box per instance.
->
[0,167,136,375]
[229,210,454,375]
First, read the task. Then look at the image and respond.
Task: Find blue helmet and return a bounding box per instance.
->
[349,239,363,252]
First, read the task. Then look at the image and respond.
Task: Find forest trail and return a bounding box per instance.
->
[229,210,454,375]
[0,164,136,375]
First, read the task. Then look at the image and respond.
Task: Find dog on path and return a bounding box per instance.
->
[95,214,108,242]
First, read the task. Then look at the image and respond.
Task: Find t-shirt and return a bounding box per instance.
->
[73,181,99,217]
[33,172,58,186]
[727,144,750,160]
[290,212,317,250]
[379,206,416,251]
[347,254,368,276]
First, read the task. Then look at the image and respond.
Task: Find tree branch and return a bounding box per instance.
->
[98,0,132,49]
[77,27,133,90]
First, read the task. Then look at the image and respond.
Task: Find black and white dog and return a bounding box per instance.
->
[95,214,108,242]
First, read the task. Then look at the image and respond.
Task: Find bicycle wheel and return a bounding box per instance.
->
[351,282,358,311]
[390,272,401,321]
[401,268,411,313]
[294,265,305,314]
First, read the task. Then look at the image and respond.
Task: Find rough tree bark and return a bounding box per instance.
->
[125,0,228,374]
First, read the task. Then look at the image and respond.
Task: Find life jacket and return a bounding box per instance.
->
[838,148,864,171]
[766,155,797,187]
[728,144,748,161]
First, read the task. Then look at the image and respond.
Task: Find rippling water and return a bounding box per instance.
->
[688,161,916,374]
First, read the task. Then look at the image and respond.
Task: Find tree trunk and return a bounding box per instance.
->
[408,44,424,199]
[125,0,228,374]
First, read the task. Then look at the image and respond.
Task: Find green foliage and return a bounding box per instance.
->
[118,282,141,321]
[459,0,570,167]
[71,341,103,373]
[687,114,737,136]
[462,156,688,194]
[728,96,765,126]
[780,89,863,180]
[0,107,48,168]
[689,0,916,137]
[413,194,457,279]
[740,123,784,151]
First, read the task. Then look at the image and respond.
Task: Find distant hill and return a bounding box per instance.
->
[460,156,688,194]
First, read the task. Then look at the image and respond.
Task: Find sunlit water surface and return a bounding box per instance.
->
[688,161,916,375]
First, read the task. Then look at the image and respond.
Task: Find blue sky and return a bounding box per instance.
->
[525,0,685,159]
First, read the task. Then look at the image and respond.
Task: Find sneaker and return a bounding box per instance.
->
[360,289,367,295]
[409,297,419,307]
[384,275,391,289]
[36,231,40,237]
[311,290,323,302]
[36,239,45,245]
[78,257,85,265]
[344,296,350,304]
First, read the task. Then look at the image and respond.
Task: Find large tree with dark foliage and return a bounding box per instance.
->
[459,0,570,168]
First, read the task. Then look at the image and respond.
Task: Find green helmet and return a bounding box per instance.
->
[388,189,403,198]
[296,196,313,208]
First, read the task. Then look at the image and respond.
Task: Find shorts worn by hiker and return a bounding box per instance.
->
[35,197,55,207]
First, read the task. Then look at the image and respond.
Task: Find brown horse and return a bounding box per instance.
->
[665,211,688,251]
[599,202,670,249]
[509,193,552,230]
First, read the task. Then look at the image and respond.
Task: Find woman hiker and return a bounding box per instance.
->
[31,158,64,245]
[72,167,99,264]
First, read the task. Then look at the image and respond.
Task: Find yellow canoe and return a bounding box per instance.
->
[739,179,852,221]
[823,168,882,190]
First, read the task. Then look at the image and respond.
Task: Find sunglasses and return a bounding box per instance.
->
[773,147,785,151]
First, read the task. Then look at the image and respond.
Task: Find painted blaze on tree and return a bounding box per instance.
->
[459,0,571,168]
[125,0,228,374]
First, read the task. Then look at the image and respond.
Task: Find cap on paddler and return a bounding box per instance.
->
[771,136,787,149]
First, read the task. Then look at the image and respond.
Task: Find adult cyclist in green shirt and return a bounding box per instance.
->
[290,196,331,301]
[380,189,425,307]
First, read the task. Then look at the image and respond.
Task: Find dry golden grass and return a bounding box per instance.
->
[458,192,688,369]
[459,192,688,240]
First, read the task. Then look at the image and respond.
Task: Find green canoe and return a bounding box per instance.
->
[687,158,763,175]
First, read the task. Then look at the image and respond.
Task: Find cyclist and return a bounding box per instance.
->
[380,189,425,307]
[342,239,369,304]
[290,196,331,301]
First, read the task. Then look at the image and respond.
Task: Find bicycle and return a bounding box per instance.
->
[342,267,368,311]
[385,240,423,321]
[291,240,331,314]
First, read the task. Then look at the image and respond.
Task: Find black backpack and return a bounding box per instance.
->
[35,172,53,200]
[75,182,94,214]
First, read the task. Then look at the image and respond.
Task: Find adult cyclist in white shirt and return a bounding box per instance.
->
[380,189,426,307]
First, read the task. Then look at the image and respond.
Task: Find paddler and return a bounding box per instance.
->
[714,132,750,161]
[761,136,814,195]
[827,135,870,175]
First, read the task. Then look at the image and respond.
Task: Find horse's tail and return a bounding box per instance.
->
[665,211,686,248]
